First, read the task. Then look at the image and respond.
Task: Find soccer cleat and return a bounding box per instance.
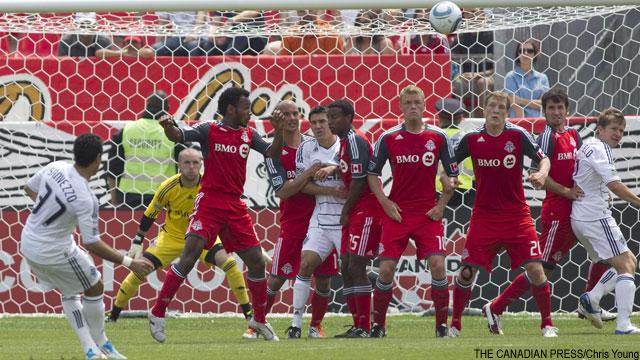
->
[482,303,503,335]
[86,349,107,359]
[100,340,127,359]
[105,306,122,323]
[344,328,370,338]
[541,326,559,338]
[436,324,448,338]
[369,324,386,338]
[577,293,603,329]
[334,325,357,338]
[601,309,617,322]
[148,313,166,343]
[242,327,259,339]
[285,326,301,339]
[308,324,325,338]
[248,318,279,341]
[447,326,461,338]
[615,325,640,335]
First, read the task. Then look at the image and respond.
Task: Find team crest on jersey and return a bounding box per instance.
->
[241,130,249,143]
[272,176,283,187]
[569,137,577,147]
[351,163,362,173]
[191,219,203,231]
[425,140,436,151]
[504,141,515,153]
[553,251,562,262]
[282,263,293,275]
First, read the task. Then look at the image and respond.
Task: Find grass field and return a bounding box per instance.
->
[1,314,639,360]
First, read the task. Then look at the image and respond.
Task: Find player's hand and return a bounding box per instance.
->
[566,185,584,200]
[270,109,285,133]
[314,165,337,181]
[127,242,143,259]
[333,185,349,199]
[381,198,402,223]
[426,204,445,221]
[439,175,458,193]
[129,257,154,275]
[302,163,323,180]
[528,171,547,190]
[159,114,177,129]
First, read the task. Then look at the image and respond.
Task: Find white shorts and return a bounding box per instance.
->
[302,226,342,261]
[571,216,628,262]
[25,250,101,296]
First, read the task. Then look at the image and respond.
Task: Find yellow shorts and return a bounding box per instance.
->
[145,231,223,268]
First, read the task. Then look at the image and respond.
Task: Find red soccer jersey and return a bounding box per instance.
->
[536,125,582,221]
[339,129,381,214]
[265,135,315,239]
[368,124,458,213]
[455,123,546,220]
[181,121,271,208]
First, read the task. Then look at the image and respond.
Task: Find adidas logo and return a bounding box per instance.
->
[282,149,288,155]
[395,134,404,140]
[477,136,485,142]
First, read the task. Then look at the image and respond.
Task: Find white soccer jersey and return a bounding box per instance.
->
[296,137,345,229]
[20,161,100,265]
[571,138,620,221]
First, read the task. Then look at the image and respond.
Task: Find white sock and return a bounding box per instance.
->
[615,274,636,330]
[589,268,617,304]
[62,295,100,354]
[83,294,108,347]
[291,275,311,328]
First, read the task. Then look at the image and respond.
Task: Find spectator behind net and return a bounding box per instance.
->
[59,13,122,58]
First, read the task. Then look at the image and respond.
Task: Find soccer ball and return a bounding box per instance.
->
[429,1,463,34]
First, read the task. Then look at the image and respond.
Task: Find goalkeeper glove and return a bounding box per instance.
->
[128,234,144,259]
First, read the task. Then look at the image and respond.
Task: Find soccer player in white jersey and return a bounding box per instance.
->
[20,134,154,359]
[571,108,640,334]
[287,107,347,336]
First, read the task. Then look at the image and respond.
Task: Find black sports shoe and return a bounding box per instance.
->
[436,324,448,338]
[345,328,370,338]
[286,326,301,339]
[370,324,386,338]
[105,306,122,322]
[334,326,357,338]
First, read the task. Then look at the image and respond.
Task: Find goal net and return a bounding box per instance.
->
[0,6,638,317]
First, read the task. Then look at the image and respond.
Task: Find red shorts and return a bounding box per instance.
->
[270,233,339,279]
[539,219,577,265]
[378,213,445,260]
[186,205,259,254]
[462,216,541,272]
[341,213,382,258]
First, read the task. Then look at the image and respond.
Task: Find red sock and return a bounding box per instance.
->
[265,293,276,314]
[431,286,449,328]
[151,266,186,318]
[310,291,330,327]
[346,294,358,327]
[491,273,530,315]
[585,262,609,292]
[532,282,553,328]
[450,280,472,331]
[355,293,372,331]
[372,281,393,328]
[246,276,267,323]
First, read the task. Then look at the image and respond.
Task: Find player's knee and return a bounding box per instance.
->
[525,262,546,285]
[427,256,446,278]
[378,260,397,282]
[314,276,331,292]
[204,243,224,265]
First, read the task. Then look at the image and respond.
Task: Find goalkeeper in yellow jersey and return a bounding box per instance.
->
[108,147,253,322]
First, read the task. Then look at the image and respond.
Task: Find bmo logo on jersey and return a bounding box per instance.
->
[213,143,250,158]
[477,155,516,169]
[396,152,436,167]
[340,159,349,173]
[557,152,574,161]
[503,154,516,169]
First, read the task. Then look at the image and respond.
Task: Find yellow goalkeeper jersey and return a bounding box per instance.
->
[144,173,200,240]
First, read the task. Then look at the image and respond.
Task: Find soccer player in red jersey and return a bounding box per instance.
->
[259,103,340,339]
[149,87,284,342]
[367,86,459,338]
[326,99,383,337]
[484,88,615,329]
[448,92,556,338]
